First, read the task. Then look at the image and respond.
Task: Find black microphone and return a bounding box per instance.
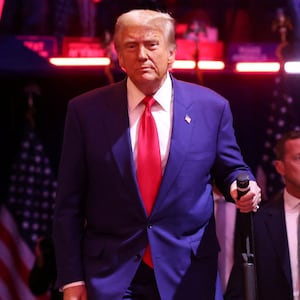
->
[237,172,258,300]
[237,172,250,199]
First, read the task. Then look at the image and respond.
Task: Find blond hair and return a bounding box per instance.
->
[113,9,176,52]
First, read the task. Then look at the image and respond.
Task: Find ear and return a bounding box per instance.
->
[167,48,176,69]
[117,53,126,72]
[273,160,285,176]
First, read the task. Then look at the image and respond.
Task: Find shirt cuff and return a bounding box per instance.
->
[60,281,85,292]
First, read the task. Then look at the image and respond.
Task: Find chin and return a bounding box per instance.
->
[136,74,157,82]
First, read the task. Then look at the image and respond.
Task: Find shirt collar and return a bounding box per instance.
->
[127,73,173,113]
[284,188,300,211]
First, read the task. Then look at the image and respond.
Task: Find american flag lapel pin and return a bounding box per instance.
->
[185,114,192,124]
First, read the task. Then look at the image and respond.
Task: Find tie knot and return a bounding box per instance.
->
[143,96,155,108]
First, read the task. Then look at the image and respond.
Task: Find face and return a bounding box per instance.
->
[274,138,300,197]
[117,25,175,95]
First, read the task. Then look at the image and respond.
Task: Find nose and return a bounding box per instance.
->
[137,45,147,60]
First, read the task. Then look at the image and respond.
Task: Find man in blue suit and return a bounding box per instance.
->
[53,9,261,300]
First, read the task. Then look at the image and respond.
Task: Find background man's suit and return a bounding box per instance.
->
[53,75,254,300]
[225,192,294,300]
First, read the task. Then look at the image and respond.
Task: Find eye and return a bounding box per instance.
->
[125,42,137,50]
[146,41,159,49]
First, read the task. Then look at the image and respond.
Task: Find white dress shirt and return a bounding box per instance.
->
[127,73,173,173]
[284,189,300,300]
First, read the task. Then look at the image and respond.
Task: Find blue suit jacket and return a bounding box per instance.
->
[225,192,293,300]
[53,75,253,300]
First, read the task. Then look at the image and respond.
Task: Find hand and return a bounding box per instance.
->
[230,180,261,213]
[63,285,87,300]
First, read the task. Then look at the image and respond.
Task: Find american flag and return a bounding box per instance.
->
[256,71,300,200]
[0,123,57,300]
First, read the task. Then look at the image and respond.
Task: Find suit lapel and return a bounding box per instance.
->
[263,197,293,288]
[101,80,141,201]
[154,78,194,207]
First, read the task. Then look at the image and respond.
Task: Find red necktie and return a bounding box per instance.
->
[137,96,162,267]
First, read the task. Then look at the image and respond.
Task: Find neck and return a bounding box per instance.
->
[285,186,300,200]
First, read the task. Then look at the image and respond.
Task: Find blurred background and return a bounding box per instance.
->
[0,0,298,45]
[0,1,300,299]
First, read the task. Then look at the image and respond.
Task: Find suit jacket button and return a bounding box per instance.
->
[134,254,141,261]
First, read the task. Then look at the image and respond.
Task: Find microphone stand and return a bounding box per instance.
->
[237,173,258,300]
[240,212,257,300]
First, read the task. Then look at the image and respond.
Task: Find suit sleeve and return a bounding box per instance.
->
[212,100,254,200]
[53,100,87,288]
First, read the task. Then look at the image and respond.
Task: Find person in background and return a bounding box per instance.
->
[225,130,300,300]
[53,9,261,300]
[29,236,62,300]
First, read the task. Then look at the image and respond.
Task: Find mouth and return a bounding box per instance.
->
[139,65,153,70]
[136,67,155,75]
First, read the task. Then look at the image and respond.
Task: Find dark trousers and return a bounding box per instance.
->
[123,261,161,300]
